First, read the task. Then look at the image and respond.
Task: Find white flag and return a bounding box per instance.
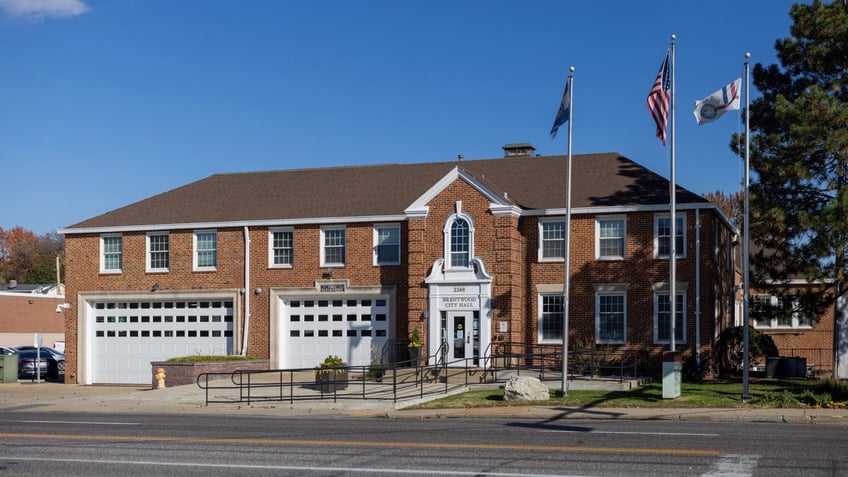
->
[693,78,741,126]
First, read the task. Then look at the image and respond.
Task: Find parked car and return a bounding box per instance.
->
[15,348,49,379]
[0,345,16,356]
[14,346,65,379]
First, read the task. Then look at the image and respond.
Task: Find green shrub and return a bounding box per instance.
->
[753,389,799,408]
[167,355,258,363]
[364,363,384,381]
[715,326,778,375]
[815,377,848,402]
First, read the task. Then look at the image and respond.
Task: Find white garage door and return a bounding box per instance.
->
[91,299,234,384]
[281,296,389,369]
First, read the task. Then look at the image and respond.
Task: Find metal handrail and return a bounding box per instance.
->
[196,342,644,406]
[196,353,470,406]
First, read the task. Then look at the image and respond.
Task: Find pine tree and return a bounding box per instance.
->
[740,0,848,321]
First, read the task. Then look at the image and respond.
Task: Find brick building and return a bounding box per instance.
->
[59,146,738,384]
[748,280,845,375]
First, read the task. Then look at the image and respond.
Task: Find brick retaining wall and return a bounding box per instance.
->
[150,360,270,388]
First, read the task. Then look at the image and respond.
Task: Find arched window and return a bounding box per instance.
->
[444,213,474,269]
[450,219,470,267]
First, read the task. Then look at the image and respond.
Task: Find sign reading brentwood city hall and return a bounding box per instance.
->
[439,285,480,310]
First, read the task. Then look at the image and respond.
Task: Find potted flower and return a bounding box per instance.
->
[315,354,348,392]
[407,328,421,366]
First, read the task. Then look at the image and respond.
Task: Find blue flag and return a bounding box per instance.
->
[550,80,571,139]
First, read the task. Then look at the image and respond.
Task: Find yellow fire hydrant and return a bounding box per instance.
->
[154,367,166,389]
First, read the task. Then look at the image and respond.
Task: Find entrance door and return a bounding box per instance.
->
[444,313,477,364]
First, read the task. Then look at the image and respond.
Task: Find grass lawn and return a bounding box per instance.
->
[410,378,848,410]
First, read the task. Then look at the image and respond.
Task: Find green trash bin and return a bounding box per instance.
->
[0,353,18,383]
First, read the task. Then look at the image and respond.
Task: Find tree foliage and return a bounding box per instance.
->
[716,326,779,375]
[737,0,848,311]
[703,190,743,227]
[0,226,64,284]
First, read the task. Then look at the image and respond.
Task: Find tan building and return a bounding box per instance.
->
[0,281,66,350]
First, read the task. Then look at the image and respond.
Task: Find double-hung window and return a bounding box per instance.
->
[539,219,565,261]
[539,294,564,342]
[595,285,627,344]
[100,234,123,273]
[753,294,812,328]
[596,217,625,260]
[654,290,686,344]
[194,230,217,270]
[269,227,294,267]
[374,224,400,265]
[655,214,686,258]
[321,226,346,267]
[147,232,169,272]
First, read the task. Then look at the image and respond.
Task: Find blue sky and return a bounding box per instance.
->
[0,0,799,234]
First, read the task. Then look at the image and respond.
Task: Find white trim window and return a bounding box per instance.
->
[374,224,400,265]
[146,232,169,272]
[538,294,564,342]
[654,213,686,259]
[193,230,217,271]
[596,216,626,260]
[595,285,627,344]
[100,234,123,273]
[321,226,346,267]
[269,227,294,268]
[752,294,813,329]
[538,219,565,261]
[445,215,473,269]
[654,290,686,344]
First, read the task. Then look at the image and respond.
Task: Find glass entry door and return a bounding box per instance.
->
[442,312,478,364]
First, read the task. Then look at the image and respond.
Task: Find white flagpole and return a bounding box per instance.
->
[742,52,752,401]
[669,35,677,353]
[560,66,574,396]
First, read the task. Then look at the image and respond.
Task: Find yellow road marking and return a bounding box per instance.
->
[0,433,721,456]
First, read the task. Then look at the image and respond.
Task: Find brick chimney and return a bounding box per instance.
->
[502,143,536,157]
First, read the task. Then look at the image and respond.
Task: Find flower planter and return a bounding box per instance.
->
[408,346,421,367]
[315,368,349,392]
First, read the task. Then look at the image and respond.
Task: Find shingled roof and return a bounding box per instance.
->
[62,152,708,232]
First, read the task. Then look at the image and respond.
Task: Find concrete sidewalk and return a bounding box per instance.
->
[1,380,847,425]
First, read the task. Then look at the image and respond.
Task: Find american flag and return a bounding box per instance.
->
[647,52,671,145]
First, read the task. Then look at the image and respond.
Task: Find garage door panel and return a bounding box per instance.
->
[91,299,234,384]
[281,296,390,369]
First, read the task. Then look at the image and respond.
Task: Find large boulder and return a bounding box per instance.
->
[503,376,550,401]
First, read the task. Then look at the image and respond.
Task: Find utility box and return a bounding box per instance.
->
[662,351,681,399]
[0,354,18,383]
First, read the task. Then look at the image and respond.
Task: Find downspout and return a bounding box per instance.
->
[241,226,251,356]
[695,208,702,369]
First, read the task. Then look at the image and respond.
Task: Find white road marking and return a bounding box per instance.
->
[12,420,140,426]
[0,456,601,477]
[701,454,760,477]
[542,429,719,437]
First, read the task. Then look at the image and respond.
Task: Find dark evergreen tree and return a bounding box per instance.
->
[738,0,848,322]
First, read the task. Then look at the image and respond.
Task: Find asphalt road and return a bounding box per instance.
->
[1,411,846,476]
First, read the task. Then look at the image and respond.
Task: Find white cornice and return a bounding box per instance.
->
[59,215,409,235]
[489,204,522,217]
